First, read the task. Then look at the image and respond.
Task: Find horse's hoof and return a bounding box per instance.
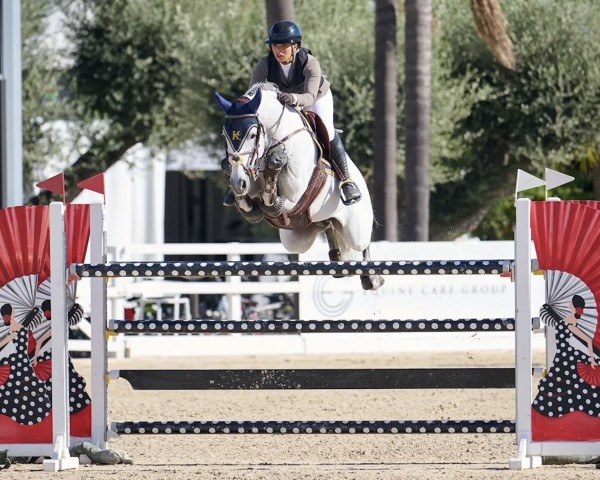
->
[240,204,264,224]
[361,275,385,291]
[328,249,342,262]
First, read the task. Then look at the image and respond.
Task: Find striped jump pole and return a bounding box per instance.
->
[72,259,512,279]
[109,318,522,334]
[112,419,516,435]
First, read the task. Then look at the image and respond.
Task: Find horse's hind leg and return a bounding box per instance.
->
[324,225,350,279]
[325,226,341,262]
[360,245,385,291]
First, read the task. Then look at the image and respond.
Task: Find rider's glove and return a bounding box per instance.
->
[277,92,297,106]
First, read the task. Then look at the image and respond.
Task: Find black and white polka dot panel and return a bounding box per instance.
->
[112,419,515,435]
[74,260,511,278]
[110,318,516,334]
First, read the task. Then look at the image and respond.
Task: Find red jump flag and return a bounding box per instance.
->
[77,173,105,203]
[36,172,65,201]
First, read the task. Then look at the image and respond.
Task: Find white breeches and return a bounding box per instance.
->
[305,89,335,142]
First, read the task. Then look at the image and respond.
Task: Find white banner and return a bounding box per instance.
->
[299,239,545,320]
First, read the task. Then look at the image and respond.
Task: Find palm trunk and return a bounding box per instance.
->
[403,0,432,241]
[374,0,399,241]
[469,0,515,69]
[265,0,295,28]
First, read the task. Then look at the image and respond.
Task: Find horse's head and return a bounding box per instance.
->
[214,88,268,198]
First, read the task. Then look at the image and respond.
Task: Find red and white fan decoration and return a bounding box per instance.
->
[0,204,92,444]
[530,200,600,441]
[0,207,50,341]
[531,200,600,343]
[34,204,91,351]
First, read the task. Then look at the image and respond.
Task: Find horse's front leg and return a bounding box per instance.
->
[260,146,288,216]
[236,197,264,224]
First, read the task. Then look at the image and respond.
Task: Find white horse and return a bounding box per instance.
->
[214,83,383,291]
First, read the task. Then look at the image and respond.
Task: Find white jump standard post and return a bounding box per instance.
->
[509,198,541,469]
[90,202,109,448]
[43,202,79,472]
[510,197,600,468]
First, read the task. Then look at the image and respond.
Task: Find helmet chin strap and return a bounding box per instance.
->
[285,45,299,64]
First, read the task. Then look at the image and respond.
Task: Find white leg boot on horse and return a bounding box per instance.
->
[330,133,361,206]
[259,145,287,217]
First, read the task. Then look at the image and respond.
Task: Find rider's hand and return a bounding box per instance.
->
[277,92,297,106]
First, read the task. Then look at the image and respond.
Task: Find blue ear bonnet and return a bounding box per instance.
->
[224,103,259,152]
[214,89,262,153]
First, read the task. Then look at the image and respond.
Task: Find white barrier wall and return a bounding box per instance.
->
[299,239,545,320]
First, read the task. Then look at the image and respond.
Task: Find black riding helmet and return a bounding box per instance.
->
[265,20,302,45]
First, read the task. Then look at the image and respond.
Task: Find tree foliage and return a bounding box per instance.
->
[21,0,65,197]
[22,0,600,242]
[429,0,600,239]
[32,0,193,202]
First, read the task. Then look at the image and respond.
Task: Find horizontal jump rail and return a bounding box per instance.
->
[72,259,512,278]
[112,419,515,435]
[109,318,518,334]
[112,368,527,390]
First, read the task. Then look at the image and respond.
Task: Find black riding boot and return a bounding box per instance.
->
[221,157,236,207]
[329,133,361,205]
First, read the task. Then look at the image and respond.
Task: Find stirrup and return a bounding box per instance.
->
[340,179,361,206]
[223,190,236,207]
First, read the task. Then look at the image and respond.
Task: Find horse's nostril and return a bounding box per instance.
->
[240,180,247,190]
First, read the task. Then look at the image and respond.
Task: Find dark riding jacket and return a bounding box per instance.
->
[249,47,330,108]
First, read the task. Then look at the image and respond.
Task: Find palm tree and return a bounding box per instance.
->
[469,0,515,70]
[374,0,399,241]
[401,0,514,241]
[265,0,295,27]
[403,0,431,241]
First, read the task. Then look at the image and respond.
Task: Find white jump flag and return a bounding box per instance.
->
[545,168,574,191]
[515,169,545,205]
[515,169,545,193]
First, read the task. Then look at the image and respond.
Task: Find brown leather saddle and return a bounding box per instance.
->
[303,111,331,160]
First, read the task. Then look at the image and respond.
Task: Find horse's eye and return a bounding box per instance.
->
[250,133,257,140]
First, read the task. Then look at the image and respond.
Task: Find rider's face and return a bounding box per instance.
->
[271,43,296,65]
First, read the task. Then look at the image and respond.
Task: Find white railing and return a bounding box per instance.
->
[106,242,301,321]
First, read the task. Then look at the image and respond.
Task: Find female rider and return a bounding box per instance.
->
[223,20,361,207]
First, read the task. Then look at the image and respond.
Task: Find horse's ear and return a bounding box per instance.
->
[213,91,232,112]
[246,88,262,113]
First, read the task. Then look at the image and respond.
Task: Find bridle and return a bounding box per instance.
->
[223,112,266,180]
[223,95,308,181]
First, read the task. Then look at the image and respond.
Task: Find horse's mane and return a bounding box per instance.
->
[244,82,279,100]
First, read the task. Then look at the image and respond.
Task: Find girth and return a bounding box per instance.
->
[263,158,331,231]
